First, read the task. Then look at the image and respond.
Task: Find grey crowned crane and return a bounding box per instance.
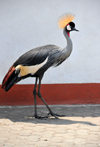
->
[2,14,78,119]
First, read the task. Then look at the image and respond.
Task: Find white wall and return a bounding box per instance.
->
[0,0,100,84]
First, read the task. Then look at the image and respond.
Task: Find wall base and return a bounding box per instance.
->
[0,83,100,105]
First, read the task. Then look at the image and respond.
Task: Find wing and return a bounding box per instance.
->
[13,45,60,67]
[2,44,62,91]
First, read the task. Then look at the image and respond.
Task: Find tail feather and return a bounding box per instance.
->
[2,66,19,91]
[2,66,15,89]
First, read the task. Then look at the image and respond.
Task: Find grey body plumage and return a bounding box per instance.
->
[14,28,72,79]
[2,17,78,119]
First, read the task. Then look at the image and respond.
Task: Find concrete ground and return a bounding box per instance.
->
[0,105,100,147]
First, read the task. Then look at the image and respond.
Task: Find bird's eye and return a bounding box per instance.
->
[66,25,71,31]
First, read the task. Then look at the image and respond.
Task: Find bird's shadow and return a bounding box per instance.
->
[0,105,99,126]
[23,116,96,126]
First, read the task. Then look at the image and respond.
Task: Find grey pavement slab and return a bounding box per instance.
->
[0,105,100,147]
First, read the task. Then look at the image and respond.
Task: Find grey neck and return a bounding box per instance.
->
[63,28,73,53]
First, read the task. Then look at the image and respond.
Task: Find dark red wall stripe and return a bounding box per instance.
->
[0,83,100,105]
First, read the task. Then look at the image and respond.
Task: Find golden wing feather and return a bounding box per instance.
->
[58,14,75,29]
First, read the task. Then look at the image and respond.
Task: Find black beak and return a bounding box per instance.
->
[73,28,79,31]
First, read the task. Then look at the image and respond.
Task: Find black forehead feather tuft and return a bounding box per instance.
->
[69,22,75,28]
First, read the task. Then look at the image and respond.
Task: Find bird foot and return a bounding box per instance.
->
[34,113,59,119]
[33,112,65,119]
[34,114,49,119]
[48,112,66,118]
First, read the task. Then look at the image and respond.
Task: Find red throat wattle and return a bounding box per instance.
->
[67,32,70,37]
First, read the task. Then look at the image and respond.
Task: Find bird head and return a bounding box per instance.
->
[65,22,79,36]
[58,14,79,37]
[66,22,79,32]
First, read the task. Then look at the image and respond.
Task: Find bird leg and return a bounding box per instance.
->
[33,77,49,119]
[37,76,59,119]
[33,76,65,119]
[33,77,38,118]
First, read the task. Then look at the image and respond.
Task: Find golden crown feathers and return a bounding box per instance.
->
[58,14,75,29]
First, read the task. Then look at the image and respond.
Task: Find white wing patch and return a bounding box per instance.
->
[15,57,48,77]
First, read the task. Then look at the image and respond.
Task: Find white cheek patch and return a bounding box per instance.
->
[67,25,71,31]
